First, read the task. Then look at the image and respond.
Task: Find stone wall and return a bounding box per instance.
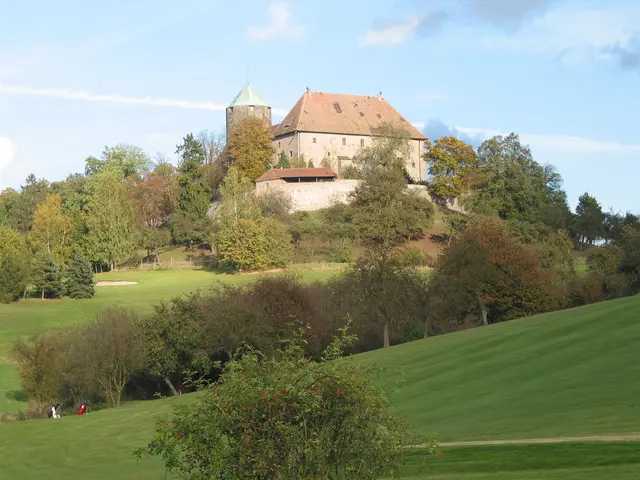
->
[255,179,464,213]
[272,132,426,182]
[226,105,272,139]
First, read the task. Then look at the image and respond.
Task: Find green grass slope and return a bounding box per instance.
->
[359,295,640,442]
[1,296,639,479]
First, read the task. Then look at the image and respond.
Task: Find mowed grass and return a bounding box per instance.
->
[0,267,339,412]
[1,295,639,479]
[358,295,640,442]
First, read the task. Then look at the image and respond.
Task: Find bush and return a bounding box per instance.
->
[258,190,293,219]
[217,218,292,271]
[136,325,438,479]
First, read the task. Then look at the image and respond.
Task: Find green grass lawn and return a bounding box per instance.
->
[0,267,339,412]
[358,295,640,442]
[1,295,639,478]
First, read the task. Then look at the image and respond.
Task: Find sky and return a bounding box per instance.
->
[1,0,639,213]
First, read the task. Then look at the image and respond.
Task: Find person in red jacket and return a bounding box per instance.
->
[77,403,87,415]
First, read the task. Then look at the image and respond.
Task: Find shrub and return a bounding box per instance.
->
[136,325,438,479]
[258,190,293,219]
[217,218,292,271]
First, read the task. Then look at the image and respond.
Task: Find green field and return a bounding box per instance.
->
[1,293,639,478]
[0,267,340,413]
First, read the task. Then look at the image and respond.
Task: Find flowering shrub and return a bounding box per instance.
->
[135,324,438,479]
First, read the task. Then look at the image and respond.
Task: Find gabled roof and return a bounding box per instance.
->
[272,90,426,140]
[256,168,337,182]
[229,83,269,108]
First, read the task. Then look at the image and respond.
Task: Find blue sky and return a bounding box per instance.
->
[1,0,639,212]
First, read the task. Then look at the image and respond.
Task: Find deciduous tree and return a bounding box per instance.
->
[425,135,477,204]
[29,193,73,266]
[227,117,274,181]
[136,325,436,479]
[85,169,136,270]
[573,192,605,247]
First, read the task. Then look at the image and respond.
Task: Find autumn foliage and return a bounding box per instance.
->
[227,117,275,182]
[136,324,437,479]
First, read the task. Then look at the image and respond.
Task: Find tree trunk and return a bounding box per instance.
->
[383,322,390,348]
[41,288,45,300]
[424,320,429,339]
[157,364,179,396]
[478,297,488,326]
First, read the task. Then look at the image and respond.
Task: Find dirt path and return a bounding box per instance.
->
[438,433,640,447]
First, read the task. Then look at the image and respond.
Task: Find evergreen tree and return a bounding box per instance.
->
[34,252,65,299]
[66,251,95,299]
[173,134,212,244]
[0,254,28,303]
[275,151,291,169]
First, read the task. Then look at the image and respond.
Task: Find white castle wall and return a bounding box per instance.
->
[255,179,464,213]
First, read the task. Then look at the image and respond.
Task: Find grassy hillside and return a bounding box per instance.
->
[0,268,340,412]
[359,295,640,442]
[1,295,639,479]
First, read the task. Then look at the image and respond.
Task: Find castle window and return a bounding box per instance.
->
[249,106,254,113]
[290,151,293,157]
[313,137,316,143]
[412,162,416,168]
[360,139,364,147]
[342,137,346,146]
[278,142,281,148]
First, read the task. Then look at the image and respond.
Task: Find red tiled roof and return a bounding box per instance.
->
[256,168,337,182]
[272,90,426,140]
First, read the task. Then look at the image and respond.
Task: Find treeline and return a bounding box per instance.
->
[11,127,640,413]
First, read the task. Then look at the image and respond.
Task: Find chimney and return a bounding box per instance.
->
[377,92,383,101]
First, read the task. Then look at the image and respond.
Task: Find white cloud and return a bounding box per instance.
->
[0,84,227,111]
[455,126,640,154]
[246,3,303,41]
[475,4,640,64]
[272,107,288,117]
[412,122,426,130]
[358,16,422,48]
[0,137,17,188]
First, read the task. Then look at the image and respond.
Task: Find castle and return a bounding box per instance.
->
[225,83,427,182]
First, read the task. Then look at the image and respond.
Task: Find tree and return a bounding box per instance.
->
[573,192,605,248]
[197,130,226,166]
[33,252,65,299]
[173,134,212,244]
[350,167,434,253]
[424,136,477,204]
[215,166,261,226]
[85,143,151,178]
[29,193,73,266]
[2,175,50,233]
[227,117,274,181]
[427,217,560,327]
[130,169,177,229]
[84,306,145,407]
[136,325,436,479]
[217,218,292,271]
[465,134,572,232]
[275,151,291,169]
[0,225,31,302]
[85,169,136,270]
[346,254,426,348]
[66,251,95,299]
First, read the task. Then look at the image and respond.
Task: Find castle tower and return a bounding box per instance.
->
[225,83,272,140]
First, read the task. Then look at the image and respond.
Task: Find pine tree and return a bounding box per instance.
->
[0,254,28,303]
[34,252,65,299]
[276,151,290,169]
[66,251,95,299]
[173,134,212,244]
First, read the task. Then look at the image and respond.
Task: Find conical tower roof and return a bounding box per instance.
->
[228,83,269,107]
